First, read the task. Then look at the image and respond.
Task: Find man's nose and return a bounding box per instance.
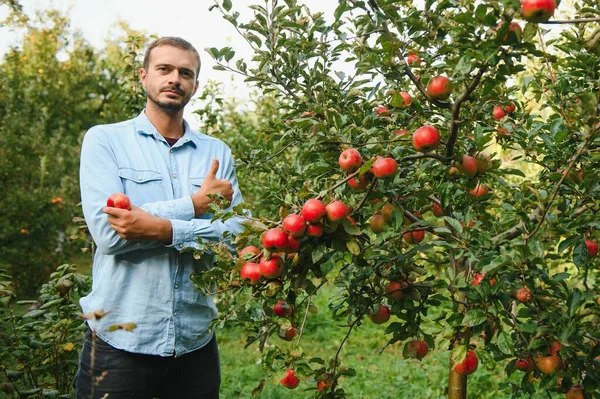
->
[167,70,181,85]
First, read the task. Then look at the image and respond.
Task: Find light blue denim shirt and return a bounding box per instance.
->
[79,110,245,357]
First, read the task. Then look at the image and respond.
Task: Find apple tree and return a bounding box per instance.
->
[199,0,600,397]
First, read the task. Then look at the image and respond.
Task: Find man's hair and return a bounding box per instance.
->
[143,37,201,78]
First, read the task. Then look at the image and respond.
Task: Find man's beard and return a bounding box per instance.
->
[146,87,190,113]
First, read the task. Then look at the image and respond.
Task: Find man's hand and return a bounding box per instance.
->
[104,205,172,243]
[191,158,234,217]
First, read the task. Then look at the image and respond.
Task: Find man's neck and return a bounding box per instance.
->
[144,102,185,139]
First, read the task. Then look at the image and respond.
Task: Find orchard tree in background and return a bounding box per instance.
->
[0,3,149,295]
[197,0,600,397]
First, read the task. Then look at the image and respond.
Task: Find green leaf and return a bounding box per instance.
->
[23,309,46,318]
[567,288,583,318]
[462,309,487,327]
[222,0,232,12]
[346,240,361,255]
[443,216,463,235]
[497,331,515,355]
[573,242,588,267]
[558,235,579,254]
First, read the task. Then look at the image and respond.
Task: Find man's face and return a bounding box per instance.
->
[140,45,200,112]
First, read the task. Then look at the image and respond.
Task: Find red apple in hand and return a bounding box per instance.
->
[339,148,363,171]
[427,76,452,100]
[454,350,478,375]
[326,201,349,222]
[280,369,299,389]
[368,304,391,324]
[585,239,598,258]
[240,262,261,285]
[273,300,292,317]
[107,193,131,210]
[413,125,440,153]
[262,228,289,250]
[521,0,557,22]
[282,214,306,237]
[406,339,429,359]
[301,199,326,223]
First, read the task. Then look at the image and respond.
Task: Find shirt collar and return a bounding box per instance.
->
[134,110,197,148]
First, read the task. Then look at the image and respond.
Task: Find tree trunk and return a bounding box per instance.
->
[448,366,467,399]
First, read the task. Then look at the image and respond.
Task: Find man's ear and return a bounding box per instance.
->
[139,68,147,89]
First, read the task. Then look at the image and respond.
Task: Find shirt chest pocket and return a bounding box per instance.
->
[190,177,213,220]
[119,168,164,204]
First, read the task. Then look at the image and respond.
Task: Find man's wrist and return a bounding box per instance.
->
[191,193,210,217]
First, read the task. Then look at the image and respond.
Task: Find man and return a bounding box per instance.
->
[74,37,245,398]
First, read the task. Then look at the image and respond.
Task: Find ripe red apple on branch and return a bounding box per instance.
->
[371,157,398,179]
[458,154,478,177]
[279,369,299,389]
[515,356,536,372]
[278,326,298,341]
[492,106,506,120]
[338,148,363,171]
[515,287,533,303]
[406,339,429,359]
[368,304,391,324]
[385,281,406,300]
[240,262,261,285]
[325,200,348,222]
[301,199,326,223]
[239,245,261,262]
[585,239,598,258]
[426,76,452,100]
[282,214,306,237]
[521,0,557,23]
[396,91,412,109]
[535,354,562,375]
[412,125,440,153]
[374,106,391,117]
[262,228,289,251]
[259,255,284,279]
[106,193,131,210]
[497,21,522,45]
[347,174,368,190]
[273,300,292,317]
[406,53,421,65]
[454,350,478,375]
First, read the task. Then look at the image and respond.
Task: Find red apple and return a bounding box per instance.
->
[475,153,490,175]
[284,235,301,253]
[372,157,398,179]
[566,384,584,399]
[348,174,368,190]
[106,193,131,210]
[305,223,324,237]
[426,76,452,100]
[280,369,299,389]
[586,240,598,258]
[326,201,349,222]
[339,148,363,171]
[397,91,412,109]
[505,102,516,113]
[492,106,506,120]
[470,183,489,197]
[535,354,562,374]
[516,287,532,303]
[516,356,536,372]
[404,230,425,244]
[301,199,326,223]
[521,0,557,22]
[375,106,391,117]
[406,53,421,65]
[385,281,406,300]
[278,326,297,342]
[454,350,478,375]
[240,262,261,285]
[239,245,261,261]
[273,300,292,317]
[406,339,429,359]
[368,304,391,324]
[549,341,561,355]
[458,155,478,177]
[431,202,444,217]
[259,255,284,279]
[317,380,332,392]
[262,228,289,250]
[412,125,440,153]
[282,214,306,237]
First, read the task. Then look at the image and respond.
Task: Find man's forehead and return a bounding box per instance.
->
[149,45,198,70]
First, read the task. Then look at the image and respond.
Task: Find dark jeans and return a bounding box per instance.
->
[73,329,220,399]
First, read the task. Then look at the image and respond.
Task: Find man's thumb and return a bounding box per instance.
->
[208,159,219,178]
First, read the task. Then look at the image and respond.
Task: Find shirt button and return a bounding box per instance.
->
[172,173,177,178]
[173,312,178,317]
[137,177,142,181]
[174,284,179,289]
